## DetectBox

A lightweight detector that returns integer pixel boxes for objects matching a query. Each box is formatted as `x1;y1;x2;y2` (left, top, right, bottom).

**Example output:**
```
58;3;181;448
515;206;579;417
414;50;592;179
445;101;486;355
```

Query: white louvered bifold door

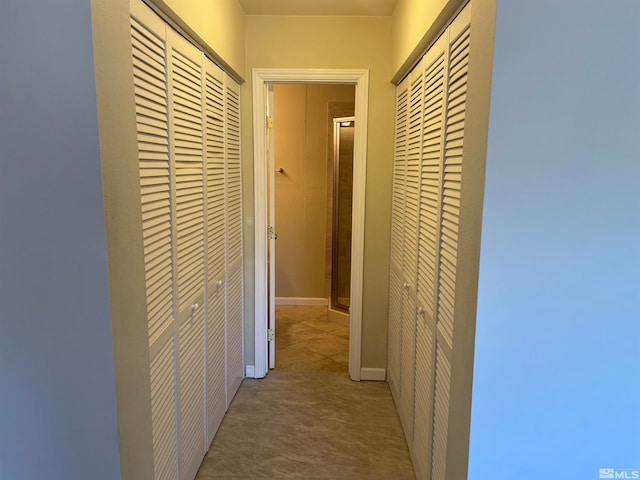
389;3;473;479
224;76;244;406
388;77;410;402
167;29;206;480
399;60;425;445
130;1;245;478
203;56;227;447
413;32;447;480
430;7;470;480
130;3;178;480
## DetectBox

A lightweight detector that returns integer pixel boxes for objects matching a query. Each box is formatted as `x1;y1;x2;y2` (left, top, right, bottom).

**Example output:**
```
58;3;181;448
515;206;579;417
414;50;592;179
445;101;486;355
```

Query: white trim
253;68;369;382
360;368;386;381
245;365;255;378
275;297;329;306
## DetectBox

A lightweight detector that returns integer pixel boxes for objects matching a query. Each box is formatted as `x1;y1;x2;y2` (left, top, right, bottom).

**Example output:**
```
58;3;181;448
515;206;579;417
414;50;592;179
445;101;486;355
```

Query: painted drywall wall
273;84;355;299
243;16;395;368
151;0;246;79
391;0;465;81
469;1;640;478
0;2;121;479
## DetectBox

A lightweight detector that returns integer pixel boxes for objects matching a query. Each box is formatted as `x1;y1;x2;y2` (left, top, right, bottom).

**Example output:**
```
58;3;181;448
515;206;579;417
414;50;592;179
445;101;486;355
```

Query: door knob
417;307;425;316
216;280;223;288
403;282;409;290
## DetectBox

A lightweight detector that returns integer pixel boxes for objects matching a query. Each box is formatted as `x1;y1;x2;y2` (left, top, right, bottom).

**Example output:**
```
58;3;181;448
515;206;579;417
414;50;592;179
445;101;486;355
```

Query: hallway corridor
195;306;415;479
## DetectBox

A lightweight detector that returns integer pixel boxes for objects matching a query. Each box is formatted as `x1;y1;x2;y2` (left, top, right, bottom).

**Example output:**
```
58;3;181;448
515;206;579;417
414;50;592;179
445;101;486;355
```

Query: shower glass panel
331;117;355;313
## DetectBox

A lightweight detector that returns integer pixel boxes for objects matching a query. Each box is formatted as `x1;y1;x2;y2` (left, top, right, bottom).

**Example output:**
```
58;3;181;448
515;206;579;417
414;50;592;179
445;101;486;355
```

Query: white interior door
267;84;276;369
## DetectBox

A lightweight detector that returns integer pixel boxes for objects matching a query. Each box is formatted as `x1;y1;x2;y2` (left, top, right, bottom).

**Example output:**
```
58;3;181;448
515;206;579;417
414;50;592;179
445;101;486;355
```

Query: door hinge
267;115;274;130
267;328;275;342
267;226;277;240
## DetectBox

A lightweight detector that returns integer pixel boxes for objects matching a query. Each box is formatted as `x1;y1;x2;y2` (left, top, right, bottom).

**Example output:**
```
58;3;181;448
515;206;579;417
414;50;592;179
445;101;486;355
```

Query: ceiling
236;0;400;16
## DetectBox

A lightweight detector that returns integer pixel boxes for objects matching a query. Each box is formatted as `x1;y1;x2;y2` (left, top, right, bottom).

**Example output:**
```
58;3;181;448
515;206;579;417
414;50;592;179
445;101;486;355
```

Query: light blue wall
469;1;640;478
0;2;121;479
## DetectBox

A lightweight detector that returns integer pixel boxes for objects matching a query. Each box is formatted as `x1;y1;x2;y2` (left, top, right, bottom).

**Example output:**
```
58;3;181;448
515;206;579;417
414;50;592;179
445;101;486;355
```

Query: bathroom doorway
252;68;370;381
268;85;355;374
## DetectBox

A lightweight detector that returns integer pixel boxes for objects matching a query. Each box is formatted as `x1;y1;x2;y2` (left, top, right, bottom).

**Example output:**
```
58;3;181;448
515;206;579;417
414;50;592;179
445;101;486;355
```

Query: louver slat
168;30;206;480
417;51;445;323
204;59;227;446
130;6;178;480
225;266;243;405
399;68;424;443
170;45;204;314
429;19;470;480
206;285;226;444
205;66;226;286
437;24;469;350
412;36;447;480
178;307;205;480
149;337;178;480
132;16;173;347
430;345;452;480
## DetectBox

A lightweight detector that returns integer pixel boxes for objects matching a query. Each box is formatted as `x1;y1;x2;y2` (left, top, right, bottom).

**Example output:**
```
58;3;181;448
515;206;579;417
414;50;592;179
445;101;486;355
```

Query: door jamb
252;68;369;381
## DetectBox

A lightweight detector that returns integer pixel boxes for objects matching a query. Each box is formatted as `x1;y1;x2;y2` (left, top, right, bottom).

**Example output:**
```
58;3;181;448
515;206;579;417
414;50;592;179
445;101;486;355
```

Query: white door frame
252;68;369;381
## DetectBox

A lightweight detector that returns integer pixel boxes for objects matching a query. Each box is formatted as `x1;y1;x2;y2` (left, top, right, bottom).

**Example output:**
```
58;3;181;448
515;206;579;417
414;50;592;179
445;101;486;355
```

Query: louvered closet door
399;61;425;444
388;77;409;402
130;3;178;480
412;32;447;480
430;7;471;480
167;29;206;480
203;56;227;446
224;76;244;405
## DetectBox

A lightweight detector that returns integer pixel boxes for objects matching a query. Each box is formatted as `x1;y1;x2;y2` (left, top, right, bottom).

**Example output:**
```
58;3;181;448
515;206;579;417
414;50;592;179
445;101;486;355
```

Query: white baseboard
275;297;329;306
328;307;350;327
360;367;386;381
245;365;255;378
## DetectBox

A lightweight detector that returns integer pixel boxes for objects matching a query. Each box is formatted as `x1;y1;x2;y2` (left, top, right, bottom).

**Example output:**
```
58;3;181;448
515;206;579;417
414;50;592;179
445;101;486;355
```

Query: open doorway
269;84;355;374
252;69;370;380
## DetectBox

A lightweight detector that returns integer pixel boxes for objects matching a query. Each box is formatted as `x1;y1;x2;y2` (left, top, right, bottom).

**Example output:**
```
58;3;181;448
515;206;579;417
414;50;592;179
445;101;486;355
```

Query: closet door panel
437;21;470;350
225;264;243;404
132;4;173;352
430;7;470;480
204;58;227;446
169;31;205;318
177;307;205;480
205;286;226;444
167;29;206;480
224;77;244;405
204;63;227;288
149;337;178;480
388;79;410;402
413;33;447;480
130;3;178;479
398;63;425;443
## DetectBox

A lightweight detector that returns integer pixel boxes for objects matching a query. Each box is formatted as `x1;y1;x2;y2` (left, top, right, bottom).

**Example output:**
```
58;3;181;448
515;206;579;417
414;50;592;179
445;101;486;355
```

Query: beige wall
273;84;355;299
243;15;395;368
151;0;246;79
391;0;466;81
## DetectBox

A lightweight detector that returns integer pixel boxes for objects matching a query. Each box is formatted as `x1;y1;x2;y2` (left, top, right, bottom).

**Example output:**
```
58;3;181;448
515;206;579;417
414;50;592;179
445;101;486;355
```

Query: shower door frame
252;68;369;381
331;116;356;314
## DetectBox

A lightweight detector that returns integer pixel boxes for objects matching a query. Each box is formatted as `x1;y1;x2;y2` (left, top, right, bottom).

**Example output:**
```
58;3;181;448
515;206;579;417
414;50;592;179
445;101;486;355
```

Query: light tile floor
195;306;415;480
